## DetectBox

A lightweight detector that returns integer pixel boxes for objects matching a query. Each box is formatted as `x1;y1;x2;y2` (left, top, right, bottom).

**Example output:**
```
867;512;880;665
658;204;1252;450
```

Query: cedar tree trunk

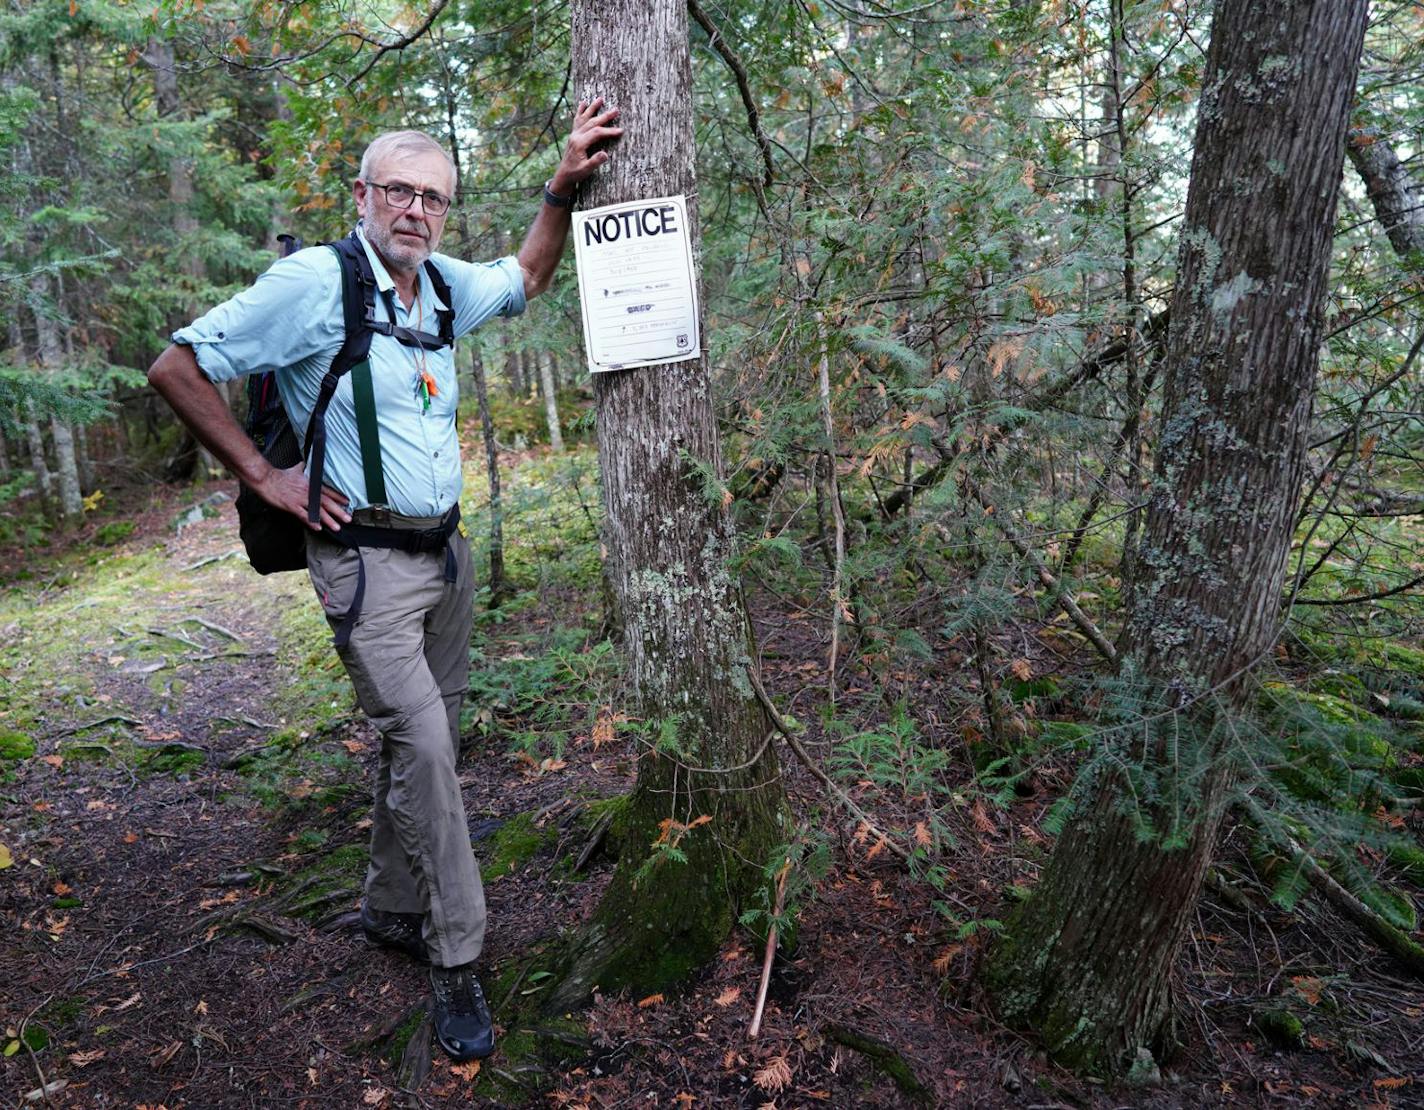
985;0;1368;1074
546;0;786;1010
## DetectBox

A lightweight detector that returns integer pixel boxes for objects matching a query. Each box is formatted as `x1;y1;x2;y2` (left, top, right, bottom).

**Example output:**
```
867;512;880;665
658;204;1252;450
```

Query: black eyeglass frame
365;180;454;217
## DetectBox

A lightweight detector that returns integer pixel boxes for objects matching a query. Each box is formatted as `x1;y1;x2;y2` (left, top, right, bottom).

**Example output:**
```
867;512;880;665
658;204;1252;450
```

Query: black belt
326;505;461;648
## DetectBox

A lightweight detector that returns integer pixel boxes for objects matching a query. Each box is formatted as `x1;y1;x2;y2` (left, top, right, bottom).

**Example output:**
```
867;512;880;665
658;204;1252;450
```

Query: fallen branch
823;1023;934;1105
181;548;242;572
748;858;790;1039
748;668;910;863
1281;833;1424;979
960;477;1120;667
49;715;143;739
183;617;245;643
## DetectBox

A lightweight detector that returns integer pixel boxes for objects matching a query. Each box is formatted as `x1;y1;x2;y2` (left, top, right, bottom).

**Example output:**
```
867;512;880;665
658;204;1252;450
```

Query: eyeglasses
367;181;452;217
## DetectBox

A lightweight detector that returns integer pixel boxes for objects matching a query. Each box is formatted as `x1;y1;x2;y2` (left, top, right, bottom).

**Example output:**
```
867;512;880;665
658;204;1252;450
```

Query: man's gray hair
358;130;457;193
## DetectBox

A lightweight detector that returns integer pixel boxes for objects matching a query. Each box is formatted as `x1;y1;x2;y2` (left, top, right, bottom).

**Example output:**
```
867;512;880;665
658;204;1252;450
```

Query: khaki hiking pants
306;520;485;968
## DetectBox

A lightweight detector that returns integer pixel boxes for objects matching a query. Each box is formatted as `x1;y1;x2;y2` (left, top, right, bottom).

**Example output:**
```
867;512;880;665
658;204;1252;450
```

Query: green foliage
737;832;832;947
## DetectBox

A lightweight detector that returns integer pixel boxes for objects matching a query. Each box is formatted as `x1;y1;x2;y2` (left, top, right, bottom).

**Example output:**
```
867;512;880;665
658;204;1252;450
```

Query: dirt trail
0;498;495;1106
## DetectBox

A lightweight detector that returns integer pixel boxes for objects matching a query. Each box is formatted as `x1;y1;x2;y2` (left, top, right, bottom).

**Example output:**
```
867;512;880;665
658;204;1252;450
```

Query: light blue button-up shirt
173;224;525;516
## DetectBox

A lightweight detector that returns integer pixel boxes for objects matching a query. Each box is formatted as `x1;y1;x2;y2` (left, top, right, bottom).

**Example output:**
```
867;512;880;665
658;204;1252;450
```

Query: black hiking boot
360;902;429;963
429;962;495;1062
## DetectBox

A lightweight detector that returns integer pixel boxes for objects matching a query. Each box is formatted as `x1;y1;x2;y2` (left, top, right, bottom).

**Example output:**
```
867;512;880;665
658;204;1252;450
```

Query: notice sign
572;195;700;373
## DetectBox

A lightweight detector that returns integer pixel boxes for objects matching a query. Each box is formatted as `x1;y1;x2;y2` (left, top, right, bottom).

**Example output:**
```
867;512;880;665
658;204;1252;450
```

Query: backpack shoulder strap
299;233;385;525
422;258;456;347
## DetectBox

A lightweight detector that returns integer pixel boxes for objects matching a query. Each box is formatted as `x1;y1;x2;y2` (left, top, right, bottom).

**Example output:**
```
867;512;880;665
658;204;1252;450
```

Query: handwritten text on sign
572;195;700;373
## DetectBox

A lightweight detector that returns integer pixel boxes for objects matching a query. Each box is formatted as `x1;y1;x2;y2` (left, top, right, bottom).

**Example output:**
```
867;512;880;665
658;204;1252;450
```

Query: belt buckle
369;504;391;526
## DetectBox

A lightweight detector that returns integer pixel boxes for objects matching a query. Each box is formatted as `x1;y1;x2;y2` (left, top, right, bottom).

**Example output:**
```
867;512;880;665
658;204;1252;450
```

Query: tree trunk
35;276;81;523
23;403;52;508
1347;128;1424;262
538;351;564;451
470;344;508;606
986;0;1368;1075
545;0;787;1011
144;35;221;479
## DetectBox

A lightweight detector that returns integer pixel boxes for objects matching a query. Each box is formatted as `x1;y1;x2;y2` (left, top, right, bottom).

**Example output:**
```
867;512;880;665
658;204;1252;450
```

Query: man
148;101;622;1061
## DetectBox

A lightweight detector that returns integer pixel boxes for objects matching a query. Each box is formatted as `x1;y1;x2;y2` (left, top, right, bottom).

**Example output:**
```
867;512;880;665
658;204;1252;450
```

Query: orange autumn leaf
637;993;664;1008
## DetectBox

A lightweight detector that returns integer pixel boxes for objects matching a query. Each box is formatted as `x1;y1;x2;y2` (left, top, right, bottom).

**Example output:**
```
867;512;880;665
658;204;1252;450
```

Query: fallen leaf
343;740;363;755
714;987;741;1007
69;1049;105;1066
0;845;12;870
123;831;139;844
932;944;964;974
637;993;664;1009
194;1000;208;1015
1291;976;1323;1006
52;881;72;896
675;1094;695;1108
307;1066;318;1086
40;755;63;769
913;822;931;847
150;1039;182;1069
362;1087;389;1105
450;1060;481;1080
754;1056;793;1093
1374;1077;1410;1091
113;991;142;1011
1009;658;1033;681
971;800;997;835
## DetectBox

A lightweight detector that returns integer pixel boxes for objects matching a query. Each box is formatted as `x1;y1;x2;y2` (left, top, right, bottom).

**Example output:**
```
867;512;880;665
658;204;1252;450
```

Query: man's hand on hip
253;462;352;533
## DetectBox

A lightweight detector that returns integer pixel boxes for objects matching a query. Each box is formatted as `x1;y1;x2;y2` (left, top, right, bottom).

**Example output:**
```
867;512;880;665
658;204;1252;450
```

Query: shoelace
432;967;486;1018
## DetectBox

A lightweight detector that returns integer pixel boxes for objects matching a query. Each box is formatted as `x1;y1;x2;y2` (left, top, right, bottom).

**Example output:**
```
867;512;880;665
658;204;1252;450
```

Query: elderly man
148;102;621;1061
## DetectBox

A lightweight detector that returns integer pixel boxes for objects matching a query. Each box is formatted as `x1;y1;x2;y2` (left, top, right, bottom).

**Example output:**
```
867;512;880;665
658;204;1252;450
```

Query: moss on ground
483;812;561;882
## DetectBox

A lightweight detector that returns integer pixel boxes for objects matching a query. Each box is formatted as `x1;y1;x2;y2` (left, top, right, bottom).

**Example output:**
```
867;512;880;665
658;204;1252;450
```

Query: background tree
985;0;1371;1074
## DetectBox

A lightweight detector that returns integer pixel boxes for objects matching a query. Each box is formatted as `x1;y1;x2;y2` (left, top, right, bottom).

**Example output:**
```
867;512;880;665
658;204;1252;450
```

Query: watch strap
543;180;575;208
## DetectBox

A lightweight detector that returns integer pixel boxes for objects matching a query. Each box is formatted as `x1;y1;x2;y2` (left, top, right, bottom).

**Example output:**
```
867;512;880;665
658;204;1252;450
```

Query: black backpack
236;231;455;574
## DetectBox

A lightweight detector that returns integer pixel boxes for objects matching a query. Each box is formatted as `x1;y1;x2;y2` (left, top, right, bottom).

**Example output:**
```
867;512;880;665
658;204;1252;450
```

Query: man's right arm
148;344;351;532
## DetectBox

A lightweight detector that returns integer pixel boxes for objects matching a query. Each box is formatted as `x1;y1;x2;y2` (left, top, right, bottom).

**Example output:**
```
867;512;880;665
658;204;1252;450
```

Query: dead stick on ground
748;669;909;864
184;617;244;643
816;311;849;706
50;715;143;738
960;477;1119;667
748;859;791;1039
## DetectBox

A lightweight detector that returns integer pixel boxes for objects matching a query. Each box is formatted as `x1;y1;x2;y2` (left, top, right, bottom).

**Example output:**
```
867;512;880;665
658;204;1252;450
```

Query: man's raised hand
551;98;624;194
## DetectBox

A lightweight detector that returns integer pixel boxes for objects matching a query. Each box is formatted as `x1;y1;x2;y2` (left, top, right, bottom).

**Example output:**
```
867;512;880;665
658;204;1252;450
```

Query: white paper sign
571;195;700;373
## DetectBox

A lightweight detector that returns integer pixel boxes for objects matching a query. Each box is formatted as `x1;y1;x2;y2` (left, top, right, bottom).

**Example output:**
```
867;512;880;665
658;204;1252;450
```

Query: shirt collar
353;222;450;313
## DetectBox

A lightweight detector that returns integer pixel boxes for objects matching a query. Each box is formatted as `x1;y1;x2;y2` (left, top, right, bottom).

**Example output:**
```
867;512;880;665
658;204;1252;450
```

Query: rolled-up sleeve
171;248;344;384
442;254;527;339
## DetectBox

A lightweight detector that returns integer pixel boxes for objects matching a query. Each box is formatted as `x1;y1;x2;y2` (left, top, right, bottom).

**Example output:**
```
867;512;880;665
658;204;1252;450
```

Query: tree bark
545;0;786;1011
538;351;564;451
986;0;1369;1075
1347;127;1424;262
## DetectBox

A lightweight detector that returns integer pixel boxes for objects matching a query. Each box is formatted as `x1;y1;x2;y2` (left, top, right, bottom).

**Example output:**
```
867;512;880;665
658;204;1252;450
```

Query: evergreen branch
1292;571;1424;607
347;0;453;88
960;476;1120;668
687;0;775;189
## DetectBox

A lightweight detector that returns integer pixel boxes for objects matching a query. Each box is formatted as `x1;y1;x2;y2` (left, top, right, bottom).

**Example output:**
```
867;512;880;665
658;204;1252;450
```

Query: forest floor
1;450;1422;1109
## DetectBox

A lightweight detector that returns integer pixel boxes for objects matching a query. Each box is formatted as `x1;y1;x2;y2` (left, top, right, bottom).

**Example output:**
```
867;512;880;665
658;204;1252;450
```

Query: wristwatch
543;180;575;208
